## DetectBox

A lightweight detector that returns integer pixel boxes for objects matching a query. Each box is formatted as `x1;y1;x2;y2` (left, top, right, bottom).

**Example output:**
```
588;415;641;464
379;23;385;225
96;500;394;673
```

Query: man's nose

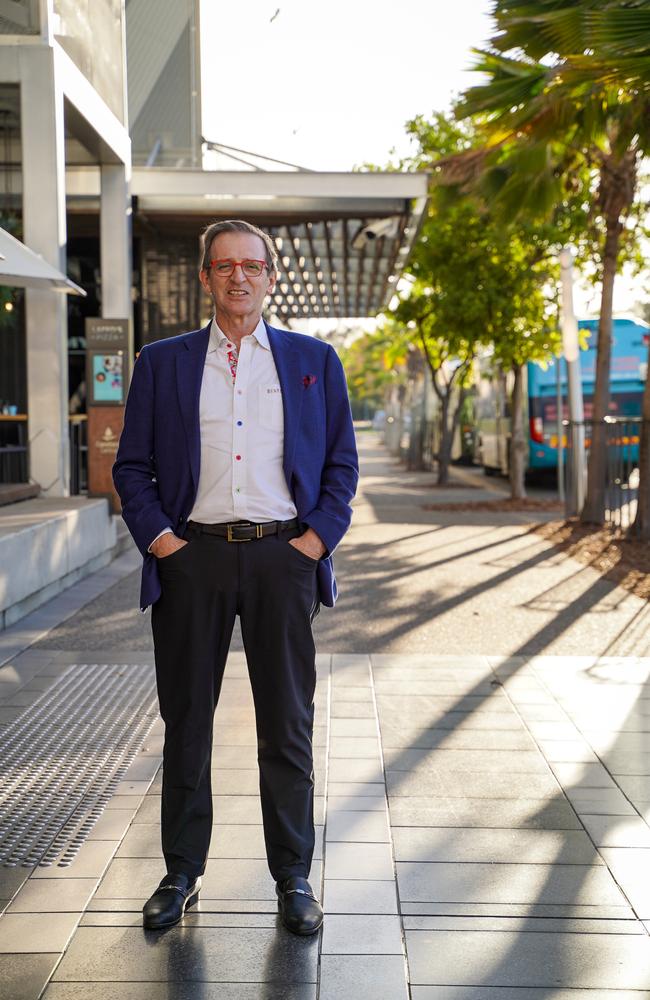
230;263;247;281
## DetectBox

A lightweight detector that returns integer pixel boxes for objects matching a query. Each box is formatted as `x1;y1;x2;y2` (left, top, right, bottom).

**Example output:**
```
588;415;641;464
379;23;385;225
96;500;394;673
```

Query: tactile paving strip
0;663;159;868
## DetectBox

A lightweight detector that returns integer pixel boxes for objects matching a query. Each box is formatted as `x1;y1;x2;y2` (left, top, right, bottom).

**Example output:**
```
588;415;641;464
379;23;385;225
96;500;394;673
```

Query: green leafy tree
447;0;650;524
393;112;564;494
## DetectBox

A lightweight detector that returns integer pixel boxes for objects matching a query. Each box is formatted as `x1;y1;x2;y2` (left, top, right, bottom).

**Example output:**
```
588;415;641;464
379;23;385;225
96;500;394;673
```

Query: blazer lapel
266;322;303;485
176;322;211;490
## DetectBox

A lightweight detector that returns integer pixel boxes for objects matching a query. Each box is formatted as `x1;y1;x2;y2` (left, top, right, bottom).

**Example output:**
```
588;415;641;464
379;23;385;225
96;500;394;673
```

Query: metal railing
0;415;29;483
563;417;645;531
69;415;88;495
0;415;88;492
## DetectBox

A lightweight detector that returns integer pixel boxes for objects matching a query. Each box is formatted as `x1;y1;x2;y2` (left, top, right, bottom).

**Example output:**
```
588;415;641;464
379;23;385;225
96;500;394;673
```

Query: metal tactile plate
0;663;158;868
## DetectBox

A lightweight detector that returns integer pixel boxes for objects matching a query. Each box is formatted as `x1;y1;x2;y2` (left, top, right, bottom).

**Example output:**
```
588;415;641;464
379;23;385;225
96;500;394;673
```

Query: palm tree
443;0;650;526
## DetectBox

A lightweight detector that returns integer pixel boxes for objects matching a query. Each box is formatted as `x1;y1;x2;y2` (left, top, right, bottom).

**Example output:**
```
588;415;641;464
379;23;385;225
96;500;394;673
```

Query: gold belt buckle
226;523;264;542
227;524;249;542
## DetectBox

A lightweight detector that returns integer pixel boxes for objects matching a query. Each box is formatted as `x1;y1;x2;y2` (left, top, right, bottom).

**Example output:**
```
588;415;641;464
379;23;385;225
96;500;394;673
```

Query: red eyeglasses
208;259;268;277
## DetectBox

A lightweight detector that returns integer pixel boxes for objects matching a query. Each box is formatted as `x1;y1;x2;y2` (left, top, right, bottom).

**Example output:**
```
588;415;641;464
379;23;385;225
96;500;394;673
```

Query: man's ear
199;269;211;295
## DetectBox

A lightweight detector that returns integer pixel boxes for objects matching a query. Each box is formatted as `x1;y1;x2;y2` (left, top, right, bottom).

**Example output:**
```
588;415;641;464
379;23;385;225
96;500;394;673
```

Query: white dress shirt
191;315;297;522
149;317;296;550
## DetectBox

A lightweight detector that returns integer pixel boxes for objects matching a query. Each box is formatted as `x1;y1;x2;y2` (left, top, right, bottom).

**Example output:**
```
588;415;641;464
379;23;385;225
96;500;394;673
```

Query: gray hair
199;219;279;275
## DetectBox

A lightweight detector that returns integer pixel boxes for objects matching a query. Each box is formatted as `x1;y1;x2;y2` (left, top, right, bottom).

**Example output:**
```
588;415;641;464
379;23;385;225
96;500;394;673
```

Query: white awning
0;228;86;295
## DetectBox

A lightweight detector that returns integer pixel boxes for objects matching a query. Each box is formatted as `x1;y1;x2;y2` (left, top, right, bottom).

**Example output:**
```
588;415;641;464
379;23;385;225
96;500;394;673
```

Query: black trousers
150;519;320;883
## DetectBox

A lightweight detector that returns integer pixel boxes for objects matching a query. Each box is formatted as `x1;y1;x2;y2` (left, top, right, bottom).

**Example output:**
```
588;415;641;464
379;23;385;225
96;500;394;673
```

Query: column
20;46;69;496
100;163;132;332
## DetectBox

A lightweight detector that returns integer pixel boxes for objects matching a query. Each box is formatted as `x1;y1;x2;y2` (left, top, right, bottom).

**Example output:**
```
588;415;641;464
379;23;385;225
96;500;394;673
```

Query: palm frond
586;7;650;57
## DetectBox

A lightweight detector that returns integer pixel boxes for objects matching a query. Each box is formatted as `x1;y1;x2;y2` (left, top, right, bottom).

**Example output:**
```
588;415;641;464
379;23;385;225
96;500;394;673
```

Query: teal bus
475;316;649;477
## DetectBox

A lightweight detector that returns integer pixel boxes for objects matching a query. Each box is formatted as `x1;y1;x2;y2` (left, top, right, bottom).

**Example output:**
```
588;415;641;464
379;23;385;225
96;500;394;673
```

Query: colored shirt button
236;420;243;426
235;487;241;493
235;455;241;461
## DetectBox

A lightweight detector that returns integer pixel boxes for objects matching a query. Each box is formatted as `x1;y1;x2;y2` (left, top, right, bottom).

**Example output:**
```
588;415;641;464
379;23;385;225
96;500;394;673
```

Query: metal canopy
266;216;412;322
67;166;428;318
0;227;86;295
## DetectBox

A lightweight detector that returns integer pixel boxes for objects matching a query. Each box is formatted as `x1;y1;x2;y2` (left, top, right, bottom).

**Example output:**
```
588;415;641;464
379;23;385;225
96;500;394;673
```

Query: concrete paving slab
93;858;321;901
405;929;650;989
327;759;384;783
31;840;118;880
392;828;600;864
330;702;375;718
326;782;387;798
330;718;378;737
115;822;324;860
6;878;97;913
410;988;650;999
388;796;583;829
601;751;650;775
536;740;600;763
599;848;650;918
564;787;638;816
380;728;537;750
324;843;394;880
321;914;403;954
383;748;551;774
396;862;627;906
51;925;319;984
400;902;636;919
580;814;650;848
403;916;642;933
318;955;408;1000
0;954;59;1000
386;770;560;799
323;879;399;914
0;911;79;952
615;775;650;804
44;986;316;1000
328;737;381;758
325;810;390;842
549;762;618;789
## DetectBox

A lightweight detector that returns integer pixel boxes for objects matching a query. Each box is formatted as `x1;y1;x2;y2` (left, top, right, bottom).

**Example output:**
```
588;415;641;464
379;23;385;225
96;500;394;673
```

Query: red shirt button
235;455;241;461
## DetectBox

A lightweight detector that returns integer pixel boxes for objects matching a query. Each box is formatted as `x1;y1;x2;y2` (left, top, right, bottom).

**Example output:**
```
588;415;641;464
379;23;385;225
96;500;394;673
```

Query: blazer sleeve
302;345;359;556
112;346;174;556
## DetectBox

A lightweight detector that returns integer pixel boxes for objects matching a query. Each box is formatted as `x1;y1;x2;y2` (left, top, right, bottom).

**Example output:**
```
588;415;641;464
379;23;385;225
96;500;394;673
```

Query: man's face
200;231;276;324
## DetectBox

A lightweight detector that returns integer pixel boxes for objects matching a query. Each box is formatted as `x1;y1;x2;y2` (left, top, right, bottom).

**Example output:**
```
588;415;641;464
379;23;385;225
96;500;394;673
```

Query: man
112;219;358;935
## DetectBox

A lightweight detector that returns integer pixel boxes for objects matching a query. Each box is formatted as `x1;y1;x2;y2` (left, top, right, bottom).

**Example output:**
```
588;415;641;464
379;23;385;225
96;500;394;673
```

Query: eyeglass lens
212;260;265;277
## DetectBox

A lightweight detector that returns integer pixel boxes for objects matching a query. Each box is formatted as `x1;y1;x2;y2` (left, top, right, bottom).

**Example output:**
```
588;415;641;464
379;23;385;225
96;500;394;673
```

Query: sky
199;0;493;171
199;0;647;318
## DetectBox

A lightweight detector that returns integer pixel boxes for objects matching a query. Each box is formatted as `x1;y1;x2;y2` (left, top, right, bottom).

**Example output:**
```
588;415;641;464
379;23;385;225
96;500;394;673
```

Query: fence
0;414;29;483
563;417;645;532
68;415;88;495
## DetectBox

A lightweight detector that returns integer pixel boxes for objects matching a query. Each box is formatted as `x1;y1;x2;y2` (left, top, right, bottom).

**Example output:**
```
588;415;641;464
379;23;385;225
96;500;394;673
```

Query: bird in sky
270;7;280;22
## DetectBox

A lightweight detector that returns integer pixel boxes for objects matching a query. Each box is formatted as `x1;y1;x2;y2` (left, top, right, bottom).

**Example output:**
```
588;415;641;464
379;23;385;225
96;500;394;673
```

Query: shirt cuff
147;527;173;553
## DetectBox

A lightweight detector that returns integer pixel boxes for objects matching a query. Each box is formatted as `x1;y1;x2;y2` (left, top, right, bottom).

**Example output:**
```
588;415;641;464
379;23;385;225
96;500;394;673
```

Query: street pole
559;247;585;515
556;353;565;503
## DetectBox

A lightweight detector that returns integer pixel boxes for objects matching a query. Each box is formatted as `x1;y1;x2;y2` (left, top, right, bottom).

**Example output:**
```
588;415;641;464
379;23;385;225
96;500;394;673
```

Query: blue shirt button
237;420;243;426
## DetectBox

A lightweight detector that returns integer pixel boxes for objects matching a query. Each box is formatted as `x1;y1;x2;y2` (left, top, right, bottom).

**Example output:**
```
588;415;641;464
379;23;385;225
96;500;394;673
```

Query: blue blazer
112;321;359;612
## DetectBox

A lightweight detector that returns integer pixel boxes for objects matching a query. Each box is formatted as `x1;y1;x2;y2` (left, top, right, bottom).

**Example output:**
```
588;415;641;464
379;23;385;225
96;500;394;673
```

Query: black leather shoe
142;872;201;929
276;876;323;935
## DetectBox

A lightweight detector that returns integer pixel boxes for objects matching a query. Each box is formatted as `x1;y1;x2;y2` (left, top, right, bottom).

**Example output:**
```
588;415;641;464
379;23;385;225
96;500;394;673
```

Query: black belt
186;517;299;542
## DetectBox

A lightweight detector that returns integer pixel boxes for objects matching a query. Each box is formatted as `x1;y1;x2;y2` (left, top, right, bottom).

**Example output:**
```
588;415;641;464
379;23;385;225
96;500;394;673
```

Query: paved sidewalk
0;431;649;997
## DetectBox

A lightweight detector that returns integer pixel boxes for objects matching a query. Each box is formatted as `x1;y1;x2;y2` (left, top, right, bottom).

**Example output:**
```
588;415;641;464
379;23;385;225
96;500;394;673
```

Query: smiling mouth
227;289;248;296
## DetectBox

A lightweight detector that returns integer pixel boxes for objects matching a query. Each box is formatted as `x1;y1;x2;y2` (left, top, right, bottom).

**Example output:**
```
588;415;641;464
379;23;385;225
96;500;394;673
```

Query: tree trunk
632;339;650;538
509;363;527;500
437;394;452;485
581;216;621;523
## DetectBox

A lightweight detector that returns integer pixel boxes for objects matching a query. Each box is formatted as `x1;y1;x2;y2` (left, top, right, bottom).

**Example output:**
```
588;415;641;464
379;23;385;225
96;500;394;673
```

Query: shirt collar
208;316;269;353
